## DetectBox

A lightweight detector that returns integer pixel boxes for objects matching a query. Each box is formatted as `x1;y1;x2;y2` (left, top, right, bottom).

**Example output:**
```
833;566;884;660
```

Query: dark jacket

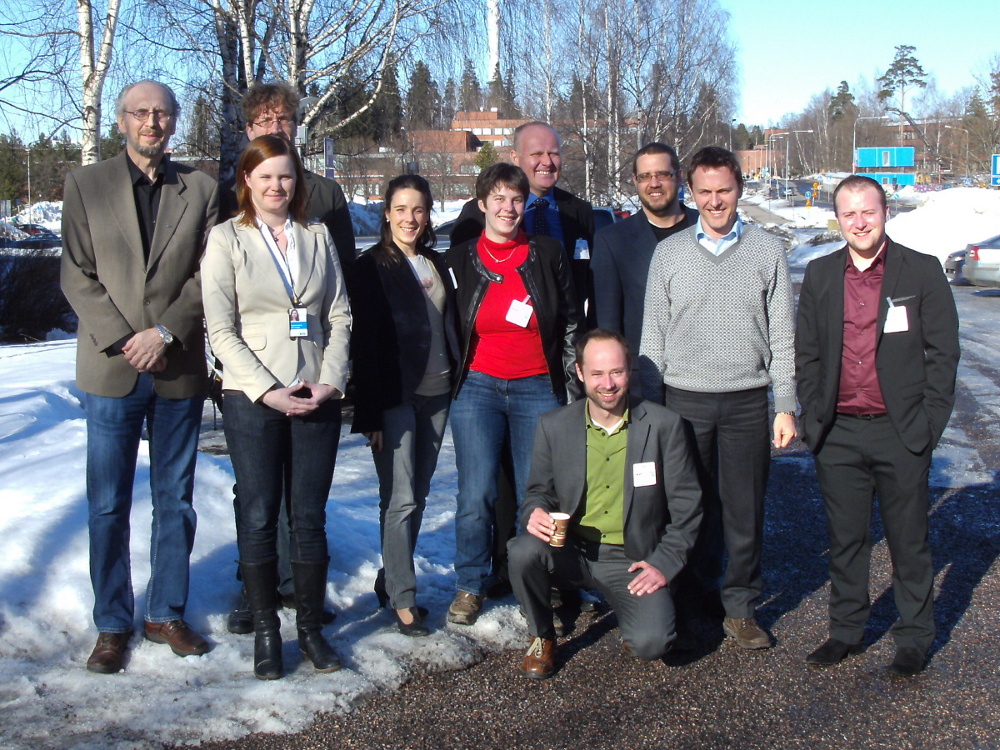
350;245;461;434
795;238;960;454
590;206;699;355
445;233;583;403
449;186;595;306
520;397;702;582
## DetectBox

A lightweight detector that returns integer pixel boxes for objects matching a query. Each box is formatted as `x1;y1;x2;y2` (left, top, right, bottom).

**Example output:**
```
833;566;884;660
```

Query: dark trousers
663;386;770;619
813;414;934;653
223;392;341;565
508;534;675;659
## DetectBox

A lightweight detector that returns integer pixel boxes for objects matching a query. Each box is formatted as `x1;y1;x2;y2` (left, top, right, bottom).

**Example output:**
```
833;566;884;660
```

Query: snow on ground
2;185;999;750
0;341;528;750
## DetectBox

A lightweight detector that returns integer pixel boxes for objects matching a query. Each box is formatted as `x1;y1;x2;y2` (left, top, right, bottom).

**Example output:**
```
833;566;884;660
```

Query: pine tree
459;58;482;113
405;61;439;130
474;141;499;170
441;79;457;126
878;45;927;145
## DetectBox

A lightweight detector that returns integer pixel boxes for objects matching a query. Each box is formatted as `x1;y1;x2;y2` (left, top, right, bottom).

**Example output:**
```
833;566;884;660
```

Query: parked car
592;207;620;233
944;249;968;285
15;224;58;238
963;233;1000;289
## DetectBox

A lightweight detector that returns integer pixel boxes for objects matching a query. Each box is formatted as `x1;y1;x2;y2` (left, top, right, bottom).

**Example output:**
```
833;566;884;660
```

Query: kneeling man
508;329;702;678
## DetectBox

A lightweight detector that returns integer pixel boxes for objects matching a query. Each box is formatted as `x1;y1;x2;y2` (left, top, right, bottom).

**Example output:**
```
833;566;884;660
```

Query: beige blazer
201;217;351;403
60;153;220;398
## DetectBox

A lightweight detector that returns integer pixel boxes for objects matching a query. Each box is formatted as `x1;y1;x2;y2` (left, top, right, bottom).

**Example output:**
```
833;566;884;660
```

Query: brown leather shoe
723;616;772;649
447;591;484;625
144;620;211;657
87;631;131;674
520;636;556;679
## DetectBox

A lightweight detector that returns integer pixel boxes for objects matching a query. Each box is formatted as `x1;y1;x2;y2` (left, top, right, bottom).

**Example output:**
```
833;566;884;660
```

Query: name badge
288;307;309;338
884;300;908;334
506;297;533;328
632;462;657;487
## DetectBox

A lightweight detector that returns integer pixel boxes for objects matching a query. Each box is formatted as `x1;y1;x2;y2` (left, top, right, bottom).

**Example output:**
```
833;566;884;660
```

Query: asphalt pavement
192;285;1000;750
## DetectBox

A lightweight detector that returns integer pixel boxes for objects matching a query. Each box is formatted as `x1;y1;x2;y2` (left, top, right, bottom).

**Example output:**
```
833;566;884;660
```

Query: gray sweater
638;224;797;413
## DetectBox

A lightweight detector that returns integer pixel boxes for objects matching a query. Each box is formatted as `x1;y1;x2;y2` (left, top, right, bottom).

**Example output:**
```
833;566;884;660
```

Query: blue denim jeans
372;391;450;609
85;373;202;632
450;371;563;595
223;392;341;565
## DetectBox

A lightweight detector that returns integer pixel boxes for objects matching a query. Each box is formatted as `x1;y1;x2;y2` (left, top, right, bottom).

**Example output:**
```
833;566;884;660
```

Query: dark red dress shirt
837;248;888;414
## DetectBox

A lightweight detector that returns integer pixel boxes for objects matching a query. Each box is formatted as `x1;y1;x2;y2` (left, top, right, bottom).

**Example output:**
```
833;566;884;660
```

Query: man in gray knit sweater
639;146;797;650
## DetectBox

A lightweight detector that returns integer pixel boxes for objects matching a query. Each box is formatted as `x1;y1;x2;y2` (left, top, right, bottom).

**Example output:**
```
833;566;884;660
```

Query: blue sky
724;0;1000;126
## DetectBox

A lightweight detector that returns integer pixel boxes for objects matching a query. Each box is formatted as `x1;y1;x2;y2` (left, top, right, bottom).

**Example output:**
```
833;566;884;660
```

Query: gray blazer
60;153;220;399
520;397;702;583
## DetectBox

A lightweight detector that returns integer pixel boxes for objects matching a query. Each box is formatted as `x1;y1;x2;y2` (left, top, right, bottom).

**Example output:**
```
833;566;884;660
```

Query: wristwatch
156;324;174;346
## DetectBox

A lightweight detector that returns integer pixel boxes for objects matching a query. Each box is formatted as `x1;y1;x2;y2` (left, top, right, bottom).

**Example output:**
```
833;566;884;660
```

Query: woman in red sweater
444;163;582;625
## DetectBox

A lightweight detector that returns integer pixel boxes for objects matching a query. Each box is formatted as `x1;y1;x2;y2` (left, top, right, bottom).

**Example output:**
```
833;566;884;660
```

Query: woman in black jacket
444;163;582;626
351;174;460;636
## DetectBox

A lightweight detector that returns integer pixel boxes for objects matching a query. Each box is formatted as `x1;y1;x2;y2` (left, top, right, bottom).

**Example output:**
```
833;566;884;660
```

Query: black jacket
795;238;960;454
350;245;461;434
445;233;583;403
449;186;595;306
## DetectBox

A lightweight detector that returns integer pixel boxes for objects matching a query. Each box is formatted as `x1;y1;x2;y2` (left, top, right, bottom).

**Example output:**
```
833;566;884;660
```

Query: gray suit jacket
60;153;220;398
520;397;702;583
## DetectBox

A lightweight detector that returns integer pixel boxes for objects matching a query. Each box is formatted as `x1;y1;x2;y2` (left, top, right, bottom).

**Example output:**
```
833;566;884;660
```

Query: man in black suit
591;142;698;365
450;121;594;303
508;329;702;678
795;175;960;677
225;81;355;633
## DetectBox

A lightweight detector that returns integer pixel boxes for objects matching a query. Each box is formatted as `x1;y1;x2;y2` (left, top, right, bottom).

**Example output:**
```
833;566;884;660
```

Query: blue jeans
372;392;450;609
86;373;202;632
450;371;563;595
223;392;341;565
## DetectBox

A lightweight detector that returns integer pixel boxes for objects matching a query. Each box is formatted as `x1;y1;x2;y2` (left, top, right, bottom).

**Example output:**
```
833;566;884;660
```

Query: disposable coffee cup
549;512;571;548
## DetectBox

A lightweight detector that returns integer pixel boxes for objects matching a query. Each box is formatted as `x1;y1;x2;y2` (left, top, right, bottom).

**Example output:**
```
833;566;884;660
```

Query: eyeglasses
253;115;295;128
635;170;678;183
123;109;174;123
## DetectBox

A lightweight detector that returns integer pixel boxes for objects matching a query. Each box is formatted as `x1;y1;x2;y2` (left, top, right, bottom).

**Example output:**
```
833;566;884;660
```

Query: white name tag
288;306;309;338
506;298;533;328
632;462;657;487
884;303;908;334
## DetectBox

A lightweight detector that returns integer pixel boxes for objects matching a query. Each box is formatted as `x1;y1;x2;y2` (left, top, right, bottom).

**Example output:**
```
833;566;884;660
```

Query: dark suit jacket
590;206;699;355
61;153;220;399
520;397;702;583
221;170;356;279
795;238;960;454
450;185;594;311
450;185;594;256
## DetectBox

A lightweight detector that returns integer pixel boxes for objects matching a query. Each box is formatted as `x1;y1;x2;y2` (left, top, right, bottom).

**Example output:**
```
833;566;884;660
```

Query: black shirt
649;210;695;243
126;153;166;262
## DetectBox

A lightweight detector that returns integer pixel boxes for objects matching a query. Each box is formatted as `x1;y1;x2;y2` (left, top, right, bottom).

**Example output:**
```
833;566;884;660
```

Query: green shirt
574;403;629;545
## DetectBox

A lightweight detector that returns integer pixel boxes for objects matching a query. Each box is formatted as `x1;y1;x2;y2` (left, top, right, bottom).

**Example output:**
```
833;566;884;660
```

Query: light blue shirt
525;191;564;246
696;215;743;256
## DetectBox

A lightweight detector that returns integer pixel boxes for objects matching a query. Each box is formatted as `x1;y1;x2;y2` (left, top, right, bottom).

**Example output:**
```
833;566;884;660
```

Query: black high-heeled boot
239;559;282;680
292;559;342;672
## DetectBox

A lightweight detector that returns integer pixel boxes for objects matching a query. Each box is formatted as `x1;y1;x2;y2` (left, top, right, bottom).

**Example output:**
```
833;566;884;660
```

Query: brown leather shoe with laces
723;616;772;649
520;636;556;679
144;620;211;657
87;631;132;674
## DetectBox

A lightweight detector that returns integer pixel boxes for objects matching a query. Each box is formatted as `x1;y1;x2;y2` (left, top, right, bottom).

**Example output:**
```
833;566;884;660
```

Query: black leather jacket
445;233;583;402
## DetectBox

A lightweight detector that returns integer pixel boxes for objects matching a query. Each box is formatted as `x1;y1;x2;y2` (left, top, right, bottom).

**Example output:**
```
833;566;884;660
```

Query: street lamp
770;130;813;207
852;115;888;174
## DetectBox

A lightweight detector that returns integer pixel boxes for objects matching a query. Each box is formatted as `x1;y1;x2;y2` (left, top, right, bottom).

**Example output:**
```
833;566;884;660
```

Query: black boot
227;587;254;635
292;559;342;672
240;559;283;680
